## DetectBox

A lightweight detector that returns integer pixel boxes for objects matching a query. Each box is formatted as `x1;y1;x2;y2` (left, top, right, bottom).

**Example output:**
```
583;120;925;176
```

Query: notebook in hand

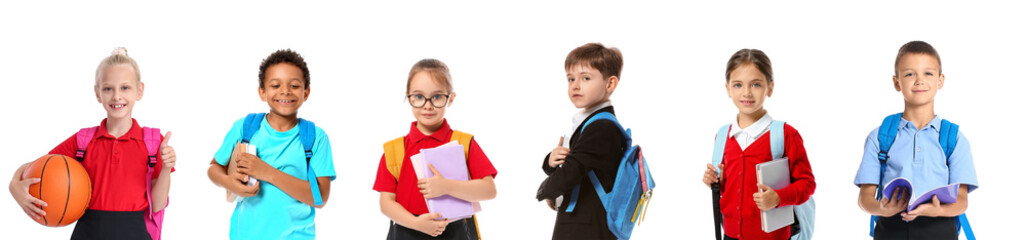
227;143;258;202
756;157;794;233
881;177;960;212
420;141;474;220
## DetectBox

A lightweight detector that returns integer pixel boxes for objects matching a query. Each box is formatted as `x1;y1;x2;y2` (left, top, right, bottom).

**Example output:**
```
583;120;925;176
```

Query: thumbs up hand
160;131;176;171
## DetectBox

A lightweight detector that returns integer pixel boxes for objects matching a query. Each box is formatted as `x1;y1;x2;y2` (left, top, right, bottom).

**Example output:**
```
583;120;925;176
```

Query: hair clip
111;47;128;56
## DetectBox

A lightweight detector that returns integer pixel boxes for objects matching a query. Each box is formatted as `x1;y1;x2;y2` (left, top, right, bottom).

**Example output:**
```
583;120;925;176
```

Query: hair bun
111;47;128;56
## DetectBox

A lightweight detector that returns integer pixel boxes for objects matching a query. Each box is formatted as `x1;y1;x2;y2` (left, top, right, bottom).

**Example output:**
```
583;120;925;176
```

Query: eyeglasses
406;93;452;108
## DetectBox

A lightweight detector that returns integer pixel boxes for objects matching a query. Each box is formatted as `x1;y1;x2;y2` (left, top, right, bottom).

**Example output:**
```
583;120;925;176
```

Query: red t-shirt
373;119;498;215
719;123;815;240
48;119;173;212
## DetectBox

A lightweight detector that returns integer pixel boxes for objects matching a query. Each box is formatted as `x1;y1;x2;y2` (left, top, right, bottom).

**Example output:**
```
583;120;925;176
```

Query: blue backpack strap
711;124;731;174
565;112;623;212
241;113;266;143
298;118;324;206
769;121;785;159
939;120;973;240
870;113;903;237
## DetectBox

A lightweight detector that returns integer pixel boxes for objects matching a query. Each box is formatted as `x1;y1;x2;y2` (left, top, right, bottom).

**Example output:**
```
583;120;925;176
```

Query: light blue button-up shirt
854;115;978;197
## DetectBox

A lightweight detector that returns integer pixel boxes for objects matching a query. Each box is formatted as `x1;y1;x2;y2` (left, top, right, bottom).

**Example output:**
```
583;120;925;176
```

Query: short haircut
725;49;773;82
565;43;623;80
95;47;141;87
894;40;942;75
258;49;310;89
407;58;453;93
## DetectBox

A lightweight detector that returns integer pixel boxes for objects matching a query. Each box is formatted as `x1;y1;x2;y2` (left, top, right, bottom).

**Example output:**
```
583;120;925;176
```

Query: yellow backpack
383;130;481;239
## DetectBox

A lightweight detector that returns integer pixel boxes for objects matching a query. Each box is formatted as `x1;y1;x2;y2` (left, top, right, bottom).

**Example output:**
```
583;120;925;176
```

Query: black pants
71;210;151;240
874;215;957;240
387;219;471;240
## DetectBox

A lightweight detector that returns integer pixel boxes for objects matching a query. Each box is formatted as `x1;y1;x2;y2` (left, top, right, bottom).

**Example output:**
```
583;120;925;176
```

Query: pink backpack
75;126;166;240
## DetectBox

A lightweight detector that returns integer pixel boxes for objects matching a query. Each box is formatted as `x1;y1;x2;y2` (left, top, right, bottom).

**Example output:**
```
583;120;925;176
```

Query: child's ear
766;81;774;98
892;75;901;92
937;73;945;90
95;86;102;103
448;92;456;107
304;87;311;100
258;87;267;102
606;76;619;94
725;82;732;98
136;82;145;101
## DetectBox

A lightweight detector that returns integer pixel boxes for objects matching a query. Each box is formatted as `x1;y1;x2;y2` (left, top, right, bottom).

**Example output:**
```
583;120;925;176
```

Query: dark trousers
874;215;958;240
387;219;471;240
71;210;151;240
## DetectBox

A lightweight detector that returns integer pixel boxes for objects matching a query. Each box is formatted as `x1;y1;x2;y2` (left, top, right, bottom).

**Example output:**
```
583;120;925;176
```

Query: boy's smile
893;53;943;108
260;63;309;118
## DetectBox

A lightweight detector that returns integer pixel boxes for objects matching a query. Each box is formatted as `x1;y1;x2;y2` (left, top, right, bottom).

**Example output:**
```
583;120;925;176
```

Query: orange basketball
21;154;92;227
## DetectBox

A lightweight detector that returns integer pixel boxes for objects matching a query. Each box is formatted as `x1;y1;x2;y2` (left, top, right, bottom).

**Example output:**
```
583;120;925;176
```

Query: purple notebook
881;177;959;212
421;143;474;220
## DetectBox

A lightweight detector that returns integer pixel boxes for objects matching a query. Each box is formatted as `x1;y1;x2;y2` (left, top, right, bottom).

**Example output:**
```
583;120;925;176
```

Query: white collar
730;113;773;138
570;100;613;135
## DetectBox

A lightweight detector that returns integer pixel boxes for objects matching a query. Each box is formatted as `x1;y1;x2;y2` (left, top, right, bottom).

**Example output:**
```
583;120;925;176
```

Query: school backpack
382;130;482;240
75;126;166;240
564;112;656;240
869;113;975;240
239;113;325;206
710;121;816;240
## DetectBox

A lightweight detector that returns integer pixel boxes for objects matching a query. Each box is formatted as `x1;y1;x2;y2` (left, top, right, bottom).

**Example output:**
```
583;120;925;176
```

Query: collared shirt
569;100;613;139
373;119;498;216
214;115;336;240
854;115;979;196
49;119;173;212
729;114;773;151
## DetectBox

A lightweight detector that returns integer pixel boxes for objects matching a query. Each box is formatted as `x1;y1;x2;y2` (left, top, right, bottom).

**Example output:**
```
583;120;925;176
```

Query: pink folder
420;143;475;220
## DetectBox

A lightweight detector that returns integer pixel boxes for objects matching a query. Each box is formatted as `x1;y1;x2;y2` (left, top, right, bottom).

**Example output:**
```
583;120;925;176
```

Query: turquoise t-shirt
214;116;336;240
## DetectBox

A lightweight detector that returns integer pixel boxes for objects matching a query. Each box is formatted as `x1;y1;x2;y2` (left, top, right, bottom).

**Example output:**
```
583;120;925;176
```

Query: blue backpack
240;113;324;206
564;112;655;240
710;121;816;240
869;113;974;239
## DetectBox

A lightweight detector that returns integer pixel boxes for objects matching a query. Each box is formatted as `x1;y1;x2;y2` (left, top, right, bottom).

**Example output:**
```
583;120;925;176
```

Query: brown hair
95;47;141;88
565;43;623;80
259;49;311;89
407;58;453;93
894;40;941;75
725;49;773;82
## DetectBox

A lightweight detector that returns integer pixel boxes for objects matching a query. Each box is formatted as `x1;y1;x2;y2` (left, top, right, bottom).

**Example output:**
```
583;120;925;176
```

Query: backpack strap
770;121;786;160
450;130;474;160
565;112;626;213
869;113;903;237
709;123;731;240
383;137;406;180
939;120;974;240
141;127;165;240
298;119;324;206
75;127;99;160
241;113;265;144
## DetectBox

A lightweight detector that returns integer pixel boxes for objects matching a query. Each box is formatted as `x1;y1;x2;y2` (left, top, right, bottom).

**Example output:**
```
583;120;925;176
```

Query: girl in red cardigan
701;49;816;240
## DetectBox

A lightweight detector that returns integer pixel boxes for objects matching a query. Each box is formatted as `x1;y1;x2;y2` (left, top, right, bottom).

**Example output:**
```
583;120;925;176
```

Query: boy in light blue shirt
207;49;335;240
853;41;978;240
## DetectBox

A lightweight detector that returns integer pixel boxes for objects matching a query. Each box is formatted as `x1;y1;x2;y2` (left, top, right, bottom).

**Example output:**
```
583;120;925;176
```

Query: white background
1;1;1022;239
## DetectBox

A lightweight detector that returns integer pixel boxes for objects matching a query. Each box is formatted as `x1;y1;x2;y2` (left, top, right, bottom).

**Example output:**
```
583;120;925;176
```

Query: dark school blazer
536;106;627;240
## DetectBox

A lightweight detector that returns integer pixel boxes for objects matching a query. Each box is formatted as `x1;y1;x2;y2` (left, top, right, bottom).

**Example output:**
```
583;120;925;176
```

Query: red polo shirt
719;123;815;240
48;119;173;212
373;119;497;215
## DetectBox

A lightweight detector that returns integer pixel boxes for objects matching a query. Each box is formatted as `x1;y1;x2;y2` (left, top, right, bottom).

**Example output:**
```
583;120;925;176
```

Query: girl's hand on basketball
753;184;780;210
548;136;568;168
418;164;452;199
235;153;271;181
160;132;175;171
412;212;447;237
229;172;260;197
878;186;909;217
703;163;724;188
9;177;47;220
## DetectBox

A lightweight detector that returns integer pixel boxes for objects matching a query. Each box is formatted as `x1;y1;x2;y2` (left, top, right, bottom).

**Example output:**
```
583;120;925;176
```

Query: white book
227;143;258;202
756;157;794;233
